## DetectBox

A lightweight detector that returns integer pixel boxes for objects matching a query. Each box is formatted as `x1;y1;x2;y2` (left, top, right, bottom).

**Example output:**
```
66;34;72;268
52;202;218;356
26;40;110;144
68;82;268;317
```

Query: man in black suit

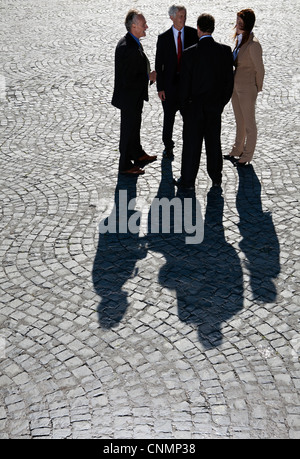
174;14;234;190
112;10;157;176
155;5;198;159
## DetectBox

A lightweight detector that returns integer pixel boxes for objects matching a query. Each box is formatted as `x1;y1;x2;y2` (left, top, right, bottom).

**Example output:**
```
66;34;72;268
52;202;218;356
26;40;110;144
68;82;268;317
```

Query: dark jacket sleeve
112;36;149;109
221;45;234;107
179;45;196;109
155;35;164;93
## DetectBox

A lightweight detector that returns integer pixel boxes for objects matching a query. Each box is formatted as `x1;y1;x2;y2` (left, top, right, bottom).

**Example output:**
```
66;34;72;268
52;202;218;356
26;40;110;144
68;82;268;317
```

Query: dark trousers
119;100;144;171
181;105;223;187
162;79;182;151
162;98;181;150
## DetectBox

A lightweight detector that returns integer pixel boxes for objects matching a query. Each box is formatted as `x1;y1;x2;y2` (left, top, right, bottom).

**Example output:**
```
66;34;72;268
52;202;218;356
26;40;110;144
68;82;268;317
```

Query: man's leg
204;111;223;185
180;107;203;188
162;99;178;152
119;102;144;172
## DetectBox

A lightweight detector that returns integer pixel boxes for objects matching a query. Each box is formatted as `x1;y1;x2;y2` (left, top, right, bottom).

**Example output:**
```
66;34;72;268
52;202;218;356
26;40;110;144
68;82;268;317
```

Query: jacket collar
198;35;214;46
126;32;141;47
237;32;254;60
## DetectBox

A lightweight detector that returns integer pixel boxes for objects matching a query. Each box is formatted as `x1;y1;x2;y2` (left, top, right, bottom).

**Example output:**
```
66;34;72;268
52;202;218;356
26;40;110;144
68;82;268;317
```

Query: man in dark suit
112;10;157;176
174;14;234;190
155;5;198;159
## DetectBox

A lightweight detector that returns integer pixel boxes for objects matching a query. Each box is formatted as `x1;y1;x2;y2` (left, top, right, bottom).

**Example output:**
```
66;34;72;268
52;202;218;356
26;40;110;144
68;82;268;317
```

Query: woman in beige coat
225;9;265;166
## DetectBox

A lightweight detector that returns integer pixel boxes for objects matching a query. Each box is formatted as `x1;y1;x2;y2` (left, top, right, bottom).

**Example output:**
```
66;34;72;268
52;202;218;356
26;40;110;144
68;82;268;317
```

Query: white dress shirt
233;33;243;61
172;26;185;53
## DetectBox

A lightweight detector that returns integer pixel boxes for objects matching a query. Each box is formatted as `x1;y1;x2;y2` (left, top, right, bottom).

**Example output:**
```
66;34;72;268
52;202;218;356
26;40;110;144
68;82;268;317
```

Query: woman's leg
230;89;246;157
237;87;258;162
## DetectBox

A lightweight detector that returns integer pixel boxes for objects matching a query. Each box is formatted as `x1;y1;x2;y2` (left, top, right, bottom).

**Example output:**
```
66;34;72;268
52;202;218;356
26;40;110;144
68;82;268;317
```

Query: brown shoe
120;166;145;176
136;153;157;165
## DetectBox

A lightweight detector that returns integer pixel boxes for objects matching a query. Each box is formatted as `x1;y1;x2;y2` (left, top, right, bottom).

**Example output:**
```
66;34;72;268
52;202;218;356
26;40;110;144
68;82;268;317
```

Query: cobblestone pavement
0;0;299;439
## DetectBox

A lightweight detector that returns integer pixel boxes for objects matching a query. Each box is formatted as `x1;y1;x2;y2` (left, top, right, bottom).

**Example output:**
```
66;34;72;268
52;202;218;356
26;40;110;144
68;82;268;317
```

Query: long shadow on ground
92;161;280;349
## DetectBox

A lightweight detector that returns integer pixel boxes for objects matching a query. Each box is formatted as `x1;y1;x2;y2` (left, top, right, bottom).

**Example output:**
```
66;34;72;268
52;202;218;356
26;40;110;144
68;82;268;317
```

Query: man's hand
149;70;157;84
158;90;166;101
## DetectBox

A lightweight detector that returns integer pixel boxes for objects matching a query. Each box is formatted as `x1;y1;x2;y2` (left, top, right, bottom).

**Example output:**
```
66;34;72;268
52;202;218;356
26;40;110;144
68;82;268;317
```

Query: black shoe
211;182;222;193
173;177;195;191
163;148;174;159
223;154;238;164
235;161;250;168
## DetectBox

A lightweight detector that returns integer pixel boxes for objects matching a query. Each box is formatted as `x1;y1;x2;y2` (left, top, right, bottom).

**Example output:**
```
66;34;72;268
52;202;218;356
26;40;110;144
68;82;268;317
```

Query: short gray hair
125;9;142;32
168;4;186;18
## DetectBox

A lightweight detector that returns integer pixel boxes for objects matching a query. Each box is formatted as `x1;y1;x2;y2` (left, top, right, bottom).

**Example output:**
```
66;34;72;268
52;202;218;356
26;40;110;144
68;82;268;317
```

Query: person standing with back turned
112;10;157;176
155;5;198;159
174;14;234;191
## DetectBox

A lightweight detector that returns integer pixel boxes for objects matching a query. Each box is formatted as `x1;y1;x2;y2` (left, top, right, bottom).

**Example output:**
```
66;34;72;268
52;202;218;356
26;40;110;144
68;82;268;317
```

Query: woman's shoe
235;161;250;167
223;154;236;160
224;154;239;165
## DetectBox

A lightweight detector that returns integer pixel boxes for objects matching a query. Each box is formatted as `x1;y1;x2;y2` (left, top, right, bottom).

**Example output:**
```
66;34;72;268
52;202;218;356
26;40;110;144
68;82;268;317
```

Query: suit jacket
112;33;150;110
234;33;264;92
155;26;198;99
180;37;234;113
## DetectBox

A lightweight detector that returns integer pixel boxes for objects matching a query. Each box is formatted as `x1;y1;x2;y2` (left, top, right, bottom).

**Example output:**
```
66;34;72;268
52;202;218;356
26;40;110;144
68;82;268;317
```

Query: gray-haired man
155;5;198;159
112;10;157;176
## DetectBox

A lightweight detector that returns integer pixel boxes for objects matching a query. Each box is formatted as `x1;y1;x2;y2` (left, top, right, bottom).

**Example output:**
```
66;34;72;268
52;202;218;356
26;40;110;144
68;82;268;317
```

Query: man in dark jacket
155;5;198;158
112;10;157;176
174;14;234;190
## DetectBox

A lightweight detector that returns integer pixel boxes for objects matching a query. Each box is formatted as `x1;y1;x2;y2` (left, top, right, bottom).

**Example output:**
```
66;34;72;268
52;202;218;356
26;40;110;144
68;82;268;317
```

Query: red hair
234;9;256;47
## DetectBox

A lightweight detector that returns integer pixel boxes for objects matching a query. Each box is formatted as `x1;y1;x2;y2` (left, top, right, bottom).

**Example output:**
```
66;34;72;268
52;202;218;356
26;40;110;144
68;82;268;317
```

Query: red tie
177;31;182;72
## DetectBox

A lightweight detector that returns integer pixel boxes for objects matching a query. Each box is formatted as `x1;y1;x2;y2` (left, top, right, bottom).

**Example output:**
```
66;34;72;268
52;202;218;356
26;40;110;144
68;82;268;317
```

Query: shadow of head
92;175;147;329
157;188;244;349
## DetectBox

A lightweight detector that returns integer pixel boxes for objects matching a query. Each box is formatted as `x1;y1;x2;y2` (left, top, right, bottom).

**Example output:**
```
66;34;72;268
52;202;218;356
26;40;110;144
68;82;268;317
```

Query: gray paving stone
0;0;299;440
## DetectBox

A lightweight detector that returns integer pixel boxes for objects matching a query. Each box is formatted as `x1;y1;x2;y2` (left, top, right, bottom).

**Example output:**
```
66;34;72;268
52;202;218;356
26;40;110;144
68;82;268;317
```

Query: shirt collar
172;25;184;37
237;33;243;46
129;32;141;47
199;34;212;40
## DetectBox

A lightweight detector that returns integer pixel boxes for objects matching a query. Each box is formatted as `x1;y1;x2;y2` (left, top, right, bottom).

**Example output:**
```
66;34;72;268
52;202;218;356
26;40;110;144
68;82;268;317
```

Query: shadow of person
236;165;280;303
147;159;244;349
92;174;147;329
